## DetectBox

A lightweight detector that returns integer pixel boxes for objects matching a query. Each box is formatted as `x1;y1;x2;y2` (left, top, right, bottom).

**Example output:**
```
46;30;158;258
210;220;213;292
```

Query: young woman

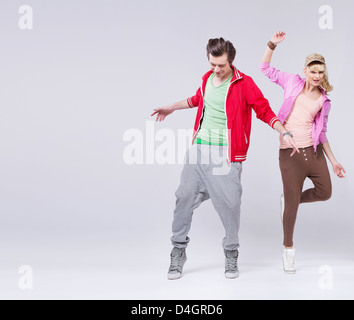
260;31;346;274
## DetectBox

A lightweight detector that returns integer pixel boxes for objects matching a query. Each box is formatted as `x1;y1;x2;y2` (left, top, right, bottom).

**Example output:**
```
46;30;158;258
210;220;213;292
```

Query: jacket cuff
319;132;328;144
260;62;271;71
187;97;195;108
269;117;280;128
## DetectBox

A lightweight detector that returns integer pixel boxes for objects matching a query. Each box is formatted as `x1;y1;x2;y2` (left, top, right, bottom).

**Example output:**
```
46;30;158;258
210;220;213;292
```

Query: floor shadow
183;263;223;276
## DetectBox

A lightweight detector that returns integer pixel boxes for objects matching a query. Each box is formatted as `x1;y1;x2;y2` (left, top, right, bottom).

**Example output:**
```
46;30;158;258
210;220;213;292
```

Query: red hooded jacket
187;66;280;162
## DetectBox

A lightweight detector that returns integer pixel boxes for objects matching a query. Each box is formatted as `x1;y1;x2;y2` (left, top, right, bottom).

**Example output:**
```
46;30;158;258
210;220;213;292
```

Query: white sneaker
282;248;296;274
280;194;285;223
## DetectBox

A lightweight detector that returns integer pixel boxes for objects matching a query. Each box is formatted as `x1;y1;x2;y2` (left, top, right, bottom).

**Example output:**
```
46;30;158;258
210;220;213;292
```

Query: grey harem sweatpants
171;144;243;251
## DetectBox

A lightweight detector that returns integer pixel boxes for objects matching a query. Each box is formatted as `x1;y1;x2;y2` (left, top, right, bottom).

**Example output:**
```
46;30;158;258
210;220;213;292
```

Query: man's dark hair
206;38;236;64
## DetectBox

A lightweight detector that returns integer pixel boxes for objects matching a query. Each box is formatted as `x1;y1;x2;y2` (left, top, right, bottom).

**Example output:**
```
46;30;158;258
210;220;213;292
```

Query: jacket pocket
243;124;249;145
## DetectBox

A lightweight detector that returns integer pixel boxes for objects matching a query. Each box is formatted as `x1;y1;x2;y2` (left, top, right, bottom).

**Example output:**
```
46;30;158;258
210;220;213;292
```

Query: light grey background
0;0;353;300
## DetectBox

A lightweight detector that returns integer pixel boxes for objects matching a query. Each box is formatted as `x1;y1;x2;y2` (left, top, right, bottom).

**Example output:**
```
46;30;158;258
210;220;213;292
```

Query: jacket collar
231;65;243;82
202;65;243;83
300;78;331;103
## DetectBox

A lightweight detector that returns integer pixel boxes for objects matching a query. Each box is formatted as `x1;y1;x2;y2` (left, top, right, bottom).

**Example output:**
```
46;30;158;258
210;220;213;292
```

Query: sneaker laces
286;255;295;266
284;251;295;268
170;251;184;272
226;255;238;272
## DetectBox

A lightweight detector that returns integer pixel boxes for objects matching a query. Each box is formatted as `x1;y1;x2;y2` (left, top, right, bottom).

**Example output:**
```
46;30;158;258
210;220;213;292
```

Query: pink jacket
260;62;331;151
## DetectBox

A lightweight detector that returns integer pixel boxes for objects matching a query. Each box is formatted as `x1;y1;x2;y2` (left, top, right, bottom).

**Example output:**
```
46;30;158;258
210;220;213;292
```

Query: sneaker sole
168;273;183;280
283;263;296;274
283;269;296;274
225;272;239;279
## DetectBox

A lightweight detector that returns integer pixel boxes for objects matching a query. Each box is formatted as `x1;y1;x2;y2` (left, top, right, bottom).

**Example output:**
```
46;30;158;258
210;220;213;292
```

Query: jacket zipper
282;84;329;154
193;86;205;142
224;80;237;162
194;69;242;163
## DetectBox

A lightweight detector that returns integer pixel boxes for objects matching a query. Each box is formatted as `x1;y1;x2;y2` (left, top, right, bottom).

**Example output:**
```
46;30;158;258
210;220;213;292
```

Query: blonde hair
307;62;333;94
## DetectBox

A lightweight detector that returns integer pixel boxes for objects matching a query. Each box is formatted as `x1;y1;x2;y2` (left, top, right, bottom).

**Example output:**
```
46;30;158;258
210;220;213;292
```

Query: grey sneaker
168;247;187;280
224;249;239;279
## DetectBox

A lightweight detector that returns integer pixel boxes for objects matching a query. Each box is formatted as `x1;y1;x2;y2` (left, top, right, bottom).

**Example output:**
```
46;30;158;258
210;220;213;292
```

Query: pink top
280;92;323;149
260;62;331;152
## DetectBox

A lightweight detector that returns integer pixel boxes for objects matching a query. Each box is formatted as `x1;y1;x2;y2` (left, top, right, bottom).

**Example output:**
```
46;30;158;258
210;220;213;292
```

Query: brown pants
279;145;332;247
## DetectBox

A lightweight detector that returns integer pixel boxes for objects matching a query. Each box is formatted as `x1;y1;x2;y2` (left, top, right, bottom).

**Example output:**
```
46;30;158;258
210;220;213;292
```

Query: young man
151;38;298;280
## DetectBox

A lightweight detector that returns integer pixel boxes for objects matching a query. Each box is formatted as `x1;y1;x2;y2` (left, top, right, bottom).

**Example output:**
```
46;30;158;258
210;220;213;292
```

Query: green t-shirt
195;73;232;146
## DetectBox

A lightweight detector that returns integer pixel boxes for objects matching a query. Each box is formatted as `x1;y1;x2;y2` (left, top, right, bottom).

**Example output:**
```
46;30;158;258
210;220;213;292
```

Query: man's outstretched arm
151;99;190;122
151;87;202;122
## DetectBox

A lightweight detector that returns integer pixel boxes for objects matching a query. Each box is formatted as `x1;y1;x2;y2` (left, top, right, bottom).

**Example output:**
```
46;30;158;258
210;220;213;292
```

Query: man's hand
283;134;300;157
151;99;190;122
273;121;299;157
151;105;175;122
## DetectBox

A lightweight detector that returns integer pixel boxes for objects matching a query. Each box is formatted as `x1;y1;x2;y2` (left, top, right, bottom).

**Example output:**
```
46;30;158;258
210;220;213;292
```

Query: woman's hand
322;142;346;178
262;31;286;64
271;31;286;45
332;161;346;178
